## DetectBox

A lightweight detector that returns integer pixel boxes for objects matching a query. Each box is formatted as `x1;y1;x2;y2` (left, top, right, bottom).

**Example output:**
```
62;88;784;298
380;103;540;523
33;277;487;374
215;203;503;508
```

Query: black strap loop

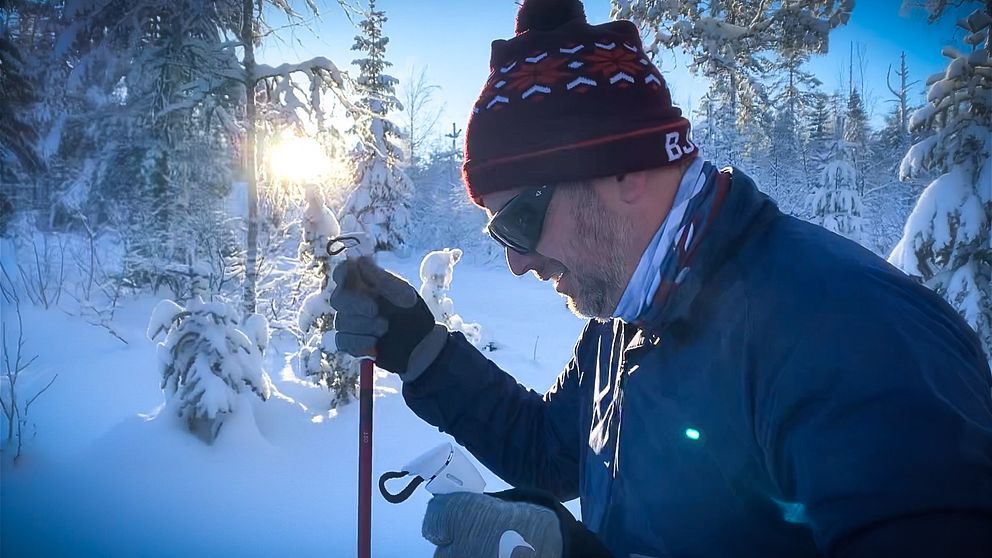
326;235;361;256
378;470;425;504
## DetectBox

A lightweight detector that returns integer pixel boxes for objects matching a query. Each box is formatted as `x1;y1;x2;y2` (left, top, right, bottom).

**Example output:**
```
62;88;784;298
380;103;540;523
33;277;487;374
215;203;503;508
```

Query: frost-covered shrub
419;248;462;323
298;186;360;407
147;298;273;444
419;248;494;350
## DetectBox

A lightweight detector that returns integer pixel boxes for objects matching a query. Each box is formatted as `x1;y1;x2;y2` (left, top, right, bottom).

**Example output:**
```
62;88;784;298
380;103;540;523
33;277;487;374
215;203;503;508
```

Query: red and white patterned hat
462;0;697;206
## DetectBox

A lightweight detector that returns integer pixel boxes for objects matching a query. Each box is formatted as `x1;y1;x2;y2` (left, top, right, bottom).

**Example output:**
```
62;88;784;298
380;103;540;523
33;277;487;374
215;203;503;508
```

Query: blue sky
259;0;976;133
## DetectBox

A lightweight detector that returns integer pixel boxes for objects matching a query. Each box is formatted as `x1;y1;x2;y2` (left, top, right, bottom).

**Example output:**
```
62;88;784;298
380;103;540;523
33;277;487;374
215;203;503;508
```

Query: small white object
498;530;534;558
419;248;486;348
403;442;486;495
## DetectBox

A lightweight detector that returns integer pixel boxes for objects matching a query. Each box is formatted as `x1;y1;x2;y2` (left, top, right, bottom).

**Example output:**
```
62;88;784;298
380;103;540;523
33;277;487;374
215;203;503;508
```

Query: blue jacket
403;168;992;557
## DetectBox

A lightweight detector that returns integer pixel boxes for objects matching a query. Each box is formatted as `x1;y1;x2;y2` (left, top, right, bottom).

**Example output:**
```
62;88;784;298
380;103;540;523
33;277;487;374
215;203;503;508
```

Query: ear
604;171;649;205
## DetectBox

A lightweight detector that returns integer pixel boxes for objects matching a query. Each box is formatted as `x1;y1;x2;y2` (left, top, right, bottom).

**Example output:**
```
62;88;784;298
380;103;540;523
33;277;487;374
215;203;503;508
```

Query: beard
559;185;631;321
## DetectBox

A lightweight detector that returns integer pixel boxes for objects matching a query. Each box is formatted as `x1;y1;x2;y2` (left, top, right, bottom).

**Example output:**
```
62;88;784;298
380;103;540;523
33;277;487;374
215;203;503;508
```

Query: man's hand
423;492;563;558
422;489;614;558
330;257;447;381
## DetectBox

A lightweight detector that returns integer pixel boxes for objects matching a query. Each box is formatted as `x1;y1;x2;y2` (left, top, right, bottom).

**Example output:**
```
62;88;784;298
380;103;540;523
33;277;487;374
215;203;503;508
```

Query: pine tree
40;0;349;308
889;8;991;365
340;0;413;253
35;0;243;299
298;186;360;408
766;52;822;214
3;0;97;225
0;25;43;178
812;133;864;243
0;4;46;232
614;0;853;170
844;88;871;196
862;52;923;255
884;51;920;156
767;106;803;212
148;297;273;444
803;92;834;193
693;87;744;167
876;52;923;179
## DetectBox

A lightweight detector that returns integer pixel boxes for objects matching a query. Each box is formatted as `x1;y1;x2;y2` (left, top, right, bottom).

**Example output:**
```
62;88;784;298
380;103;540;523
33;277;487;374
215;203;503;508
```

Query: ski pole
358;356;374;558
326;234;374;558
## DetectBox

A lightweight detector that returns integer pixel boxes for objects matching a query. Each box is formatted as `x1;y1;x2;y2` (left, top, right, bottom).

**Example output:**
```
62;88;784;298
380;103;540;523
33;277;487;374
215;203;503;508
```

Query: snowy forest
1;0;989;556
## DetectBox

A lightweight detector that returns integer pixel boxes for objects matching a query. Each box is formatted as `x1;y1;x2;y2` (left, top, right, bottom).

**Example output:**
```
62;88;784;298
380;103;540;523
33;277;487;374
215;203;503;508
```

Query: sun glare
267;134;336;184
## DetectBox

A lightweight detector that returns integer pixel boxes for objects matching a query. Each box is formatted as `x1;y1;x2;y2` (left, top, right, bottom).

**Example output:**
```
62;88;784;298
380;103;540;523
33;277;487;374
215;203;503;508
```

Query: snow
418;249;489;349
900;135;938;179
908;103;936;131
152;297;274;443
254;57;344;85
2;251;584;556
298;290;329;332
303;185;342;241
896;168;968;260
146;299;184;341
242;314;270;354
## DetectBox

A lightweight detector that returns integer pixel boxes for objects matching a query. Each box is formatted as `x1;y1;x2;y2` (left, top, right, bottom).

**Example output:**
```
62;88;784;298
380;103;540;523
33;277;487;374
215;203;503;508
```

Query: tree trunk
242;0;258;314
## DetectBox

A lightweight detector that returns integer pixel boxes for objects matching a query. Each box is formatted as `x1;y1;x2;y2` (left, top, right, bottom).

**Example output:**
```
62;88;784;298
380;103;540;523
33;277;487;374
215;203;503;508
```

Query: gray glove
330;257;448;382
423;492;563;558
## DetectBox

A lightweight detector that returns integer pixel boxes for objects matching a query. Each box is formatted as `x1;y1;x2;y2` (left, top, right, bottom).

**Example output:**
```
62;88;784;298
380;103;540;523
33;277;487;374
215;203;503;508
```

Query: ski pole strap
379;471;425;504
326;235;362;256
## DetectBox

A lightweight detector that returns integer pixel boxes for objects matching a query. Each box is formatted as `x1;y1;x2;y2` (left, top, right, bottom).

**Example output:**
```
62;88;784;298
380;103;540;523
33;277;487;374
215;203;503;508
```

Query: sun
267;134;336;184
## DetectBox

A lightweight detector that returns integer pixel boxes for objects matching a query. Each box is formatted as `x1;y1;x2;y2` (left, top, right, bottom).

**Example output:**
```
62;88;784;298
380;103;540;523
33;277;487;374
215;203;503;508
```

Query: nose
505;248;539;277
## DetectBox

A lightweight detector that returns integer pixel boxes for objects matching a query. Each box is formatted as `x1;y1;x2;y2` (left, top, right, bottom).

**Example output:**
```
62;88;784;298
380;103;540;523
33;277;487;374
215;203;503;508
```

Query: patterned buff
462;0;697;206
634;169;733;331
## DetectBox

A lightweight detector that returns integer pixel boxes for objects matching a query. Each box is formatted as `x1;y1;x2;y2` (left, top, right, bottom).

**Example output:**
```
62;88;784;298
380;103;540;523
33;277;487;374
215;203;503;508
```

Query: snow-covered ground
1;250;585;557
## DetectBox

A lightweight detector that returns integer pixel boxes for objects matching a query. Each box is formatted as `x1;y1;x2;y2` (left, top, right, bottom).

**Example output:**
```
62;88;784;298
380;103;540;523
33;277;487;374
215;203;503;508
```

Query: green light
684;428;701;440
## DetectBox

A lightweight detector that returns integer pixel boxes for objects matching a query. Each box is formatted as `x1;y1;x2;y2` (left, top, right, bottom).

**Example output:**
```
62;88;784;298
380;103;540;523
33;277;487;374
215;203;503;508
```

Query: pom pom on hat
515;0;587;33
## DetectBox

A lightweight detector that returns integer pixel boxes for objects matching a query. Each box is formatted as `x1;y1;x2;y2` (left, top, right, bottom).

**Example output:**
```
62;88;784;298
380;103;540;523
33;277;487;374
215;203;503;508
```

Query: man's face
483;179;632;321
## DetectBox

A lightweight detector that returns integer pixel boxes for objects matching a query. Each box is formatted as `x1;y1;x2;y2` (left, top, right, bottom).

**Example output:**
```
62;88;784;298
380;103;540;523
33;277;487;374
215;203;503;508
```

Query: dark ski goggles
485;185;555;255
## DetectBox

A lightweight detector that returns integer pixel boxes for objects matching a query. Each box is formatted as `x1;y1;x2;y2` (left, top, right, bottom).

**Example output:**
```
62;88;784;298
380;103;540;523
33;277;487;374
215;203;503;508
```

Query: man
330;1;992;556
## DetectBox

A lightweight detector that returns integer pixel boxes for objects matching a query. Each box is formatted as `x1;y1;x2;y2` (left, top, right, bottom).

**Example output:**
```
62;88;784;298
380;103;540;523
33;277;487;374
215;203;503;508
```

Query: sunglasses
486;185;555;255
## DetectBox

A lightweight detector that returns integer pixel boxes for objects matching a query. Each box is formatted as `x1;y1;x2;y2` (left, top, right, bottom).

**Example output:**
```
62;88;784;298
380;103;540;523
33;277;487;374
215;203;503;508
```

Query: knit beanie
462;0;697;206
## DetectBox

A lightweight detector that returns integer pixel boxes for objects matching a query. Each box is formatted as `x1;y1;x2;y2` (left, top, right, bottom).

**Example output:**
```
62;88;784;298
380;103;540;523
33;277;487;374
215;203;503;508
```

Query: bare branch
887;64;900;98
23;373;57;412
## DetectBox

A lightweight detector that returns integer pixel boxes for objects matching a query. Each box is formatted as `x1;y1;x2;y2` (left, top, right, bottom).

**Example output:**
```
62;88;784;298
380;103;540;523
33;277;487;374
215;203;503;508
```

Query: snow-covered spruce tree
614;0;852;171
694;84;746;168
298;186;361;408
0;26;44;193
812;133;864;243
889;7;991;365
801;92;834;203
844;88;872;196
58;0;351;312
340;0;413;254
767;108;804;213
147;298;273;444
767;49;823;214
